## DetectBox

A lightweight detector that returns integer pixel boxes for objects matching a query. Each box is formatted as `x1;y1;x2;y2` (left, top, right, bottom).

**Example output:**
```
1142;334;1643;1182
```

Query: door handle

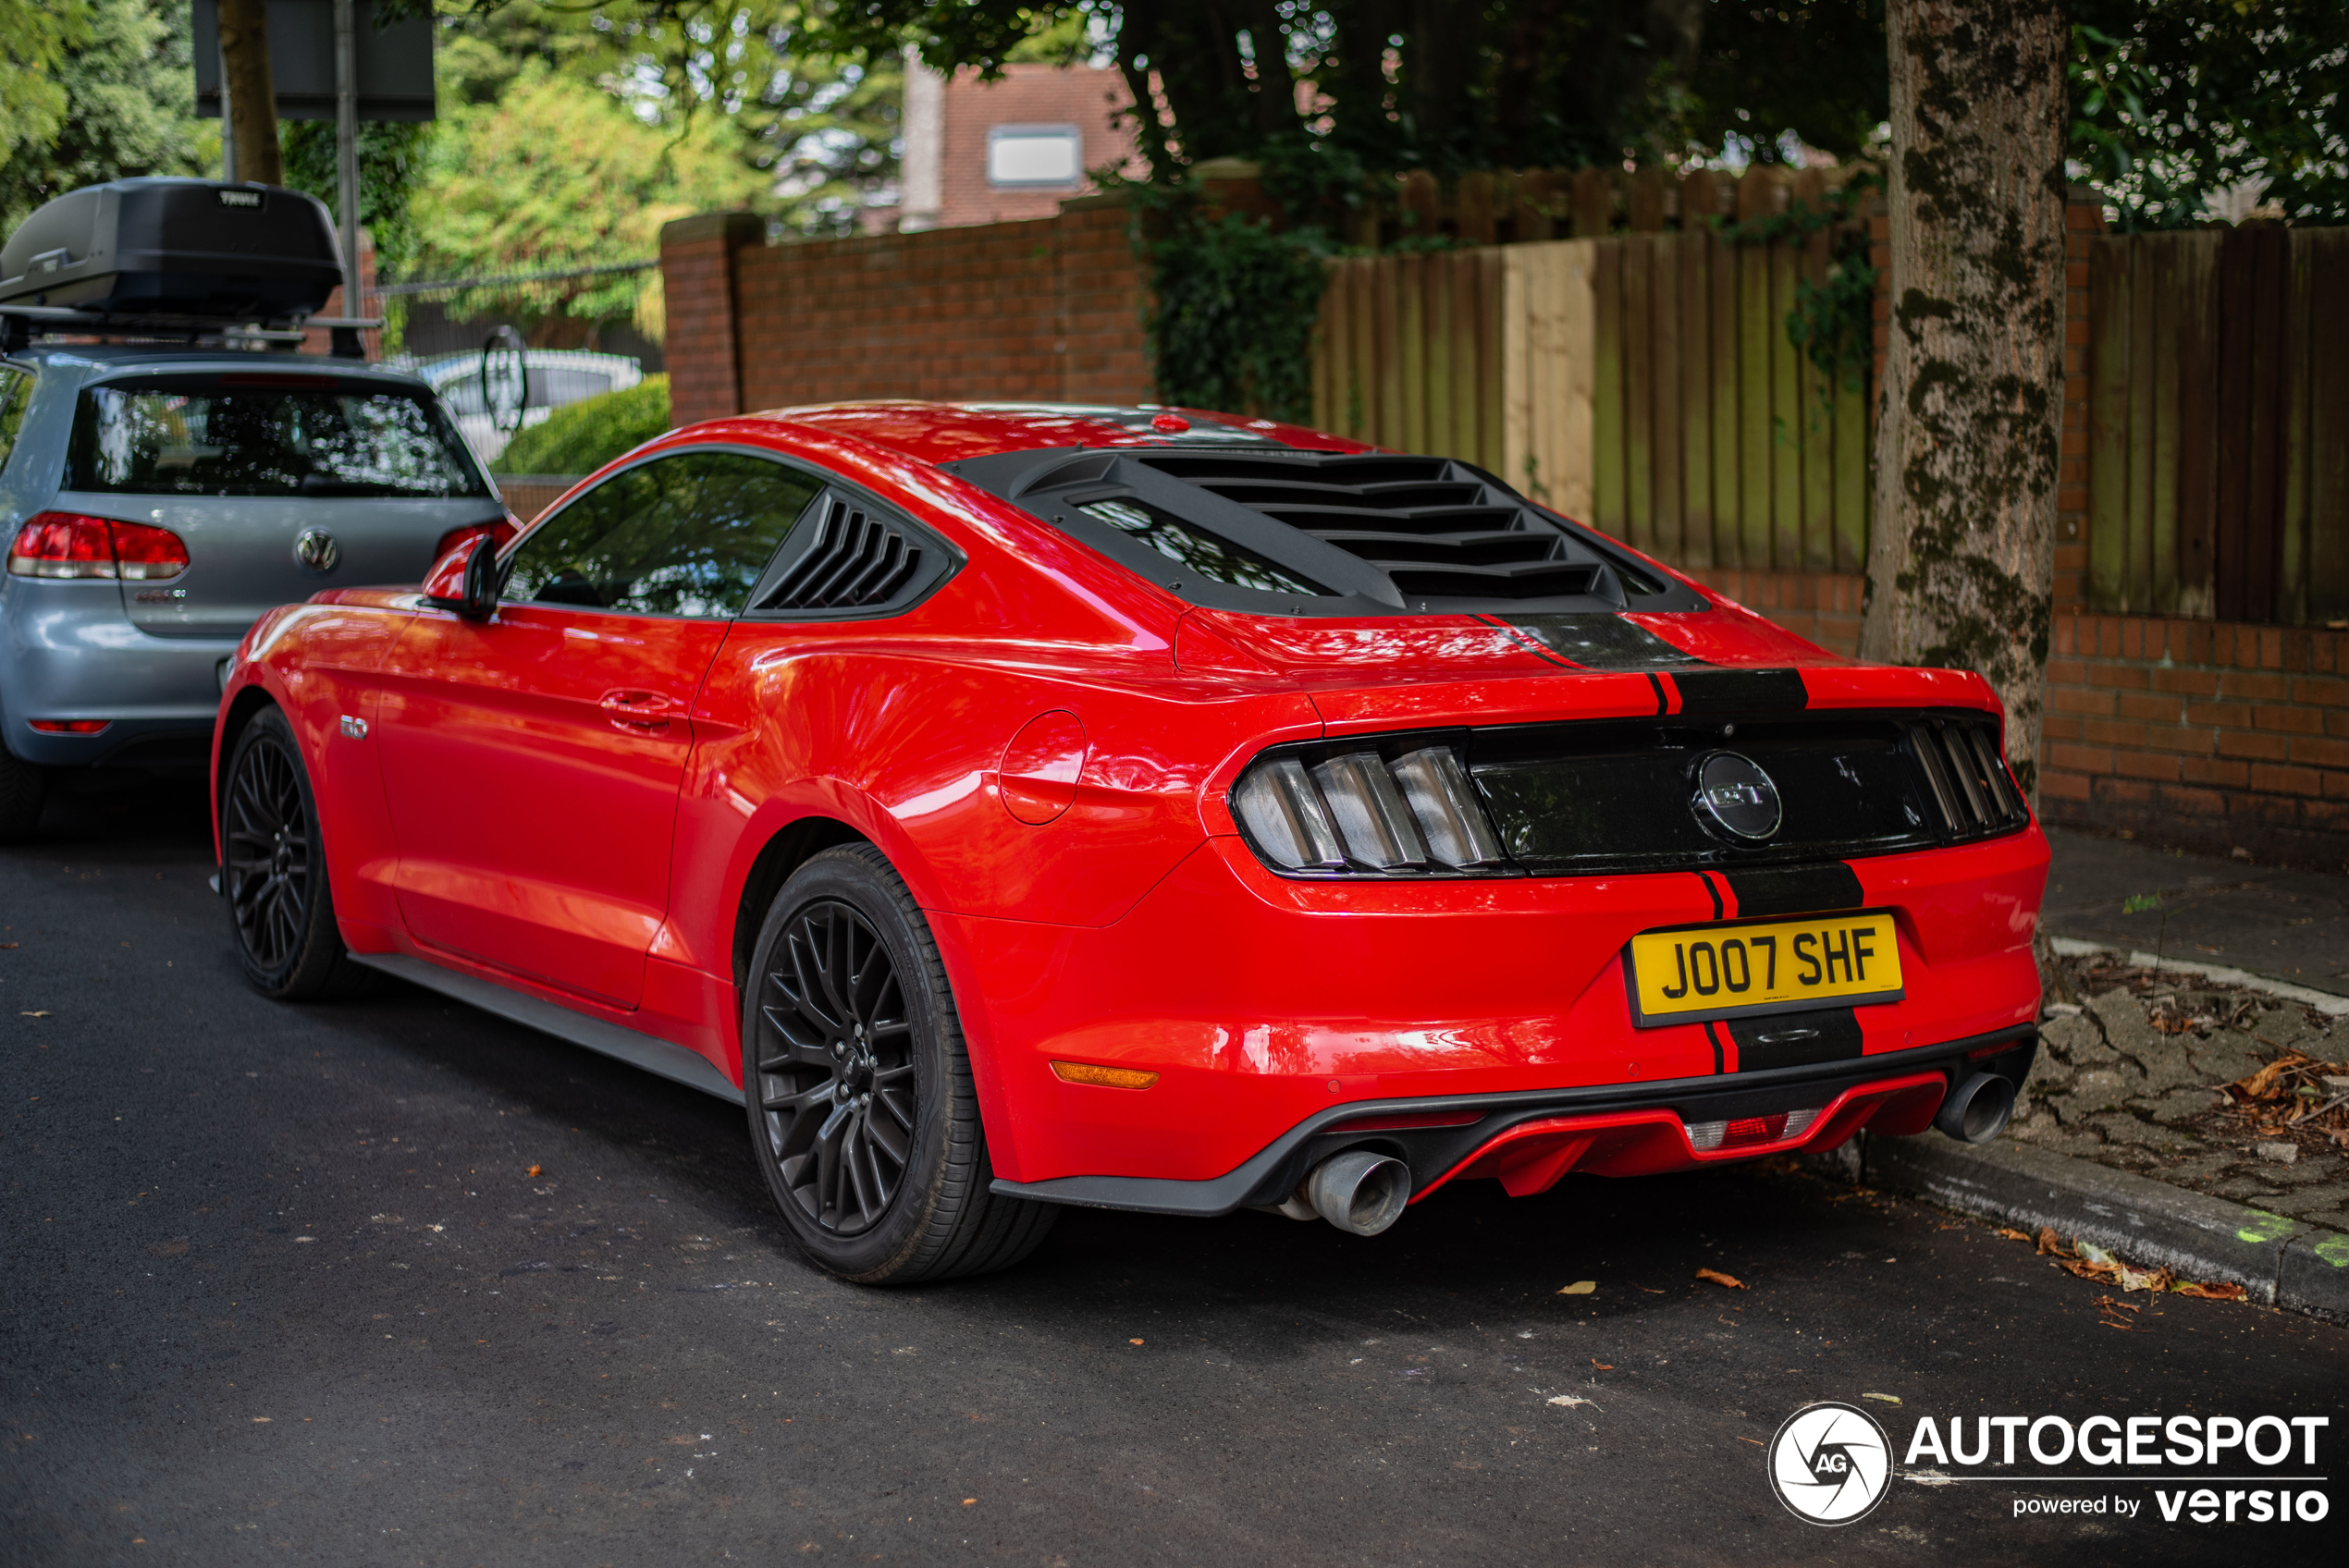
599;690;674;731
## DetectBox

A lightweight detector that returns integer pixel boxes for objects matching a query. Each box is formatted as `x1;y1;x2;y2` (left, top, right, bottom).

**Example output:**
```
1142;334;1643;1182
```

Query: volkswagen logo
293;529;340;574
1692;751;1782;841
1766;1402;1892;1525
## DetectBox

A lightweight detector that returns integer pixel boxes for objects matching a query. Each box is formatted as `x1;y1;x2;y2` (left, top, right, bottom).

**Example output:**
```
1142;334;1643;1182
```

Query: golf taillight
6;512;189;581
433;516;520;565
1230;741;1507;876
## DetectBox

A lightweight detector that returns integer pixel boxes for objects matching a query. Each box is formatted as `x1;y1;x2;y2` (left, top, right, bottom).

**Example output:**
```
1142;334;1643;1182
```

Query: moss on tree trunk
1860;0;2066;802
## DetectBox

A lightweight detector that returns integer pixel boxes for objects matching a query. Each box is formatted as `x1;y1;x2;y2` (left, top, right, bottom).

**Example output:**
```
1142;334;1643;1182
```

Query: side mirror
459;532;502;619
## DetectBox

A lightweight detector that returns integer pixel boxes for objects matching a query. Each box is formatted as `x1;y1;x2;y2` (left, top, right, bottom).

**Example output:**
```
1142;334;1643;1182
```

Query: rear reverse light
28;719;110;734
1684;1106;1819;1152
6;512;189;582
1231;740;1507;876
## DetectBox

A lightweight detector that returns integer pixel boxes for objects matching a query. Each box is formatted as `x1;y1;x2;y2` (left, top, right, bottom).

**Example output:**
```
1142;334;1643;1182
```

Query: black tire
0;741;45;845
742;844;1057;1284
222;706;372;1000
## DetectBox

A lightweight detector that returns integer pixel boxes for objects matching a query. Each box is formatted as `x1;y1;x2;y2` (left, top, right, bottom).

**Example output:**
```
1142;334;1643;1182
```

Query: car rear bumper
1;578;234;764
941;826;2049;1192
991;1024;2036;1215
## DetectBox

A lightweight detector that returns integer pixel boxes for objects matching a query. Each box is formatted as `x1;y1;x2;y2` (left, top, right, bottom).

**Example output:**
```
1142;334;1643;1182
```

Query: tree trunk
1858;0;2067;802
217;0;283;186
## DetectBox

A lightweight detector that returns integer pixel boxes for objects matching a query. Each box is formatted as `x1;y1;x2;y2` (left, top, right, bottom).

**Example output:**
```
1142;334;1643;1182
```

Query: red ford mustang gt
213;401;2047;1283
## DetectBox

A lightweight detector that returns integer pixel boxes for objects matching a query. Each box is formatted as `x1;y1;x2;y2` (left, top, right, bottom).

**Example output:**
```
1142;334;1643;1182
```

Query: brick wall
660;197;1151;422
2042;616;2349;870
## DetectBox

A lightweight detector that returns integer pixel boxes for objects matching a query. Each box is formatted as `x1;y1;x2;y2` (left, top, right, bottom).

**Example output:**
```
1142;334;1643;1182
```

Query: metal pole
219;36;238;183
334;0;363;355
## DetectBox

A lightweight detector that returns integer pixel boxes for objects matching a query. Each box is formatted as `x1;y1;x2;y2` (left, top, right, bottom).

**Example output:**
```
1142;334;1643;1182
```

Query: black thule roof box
0;178;366;351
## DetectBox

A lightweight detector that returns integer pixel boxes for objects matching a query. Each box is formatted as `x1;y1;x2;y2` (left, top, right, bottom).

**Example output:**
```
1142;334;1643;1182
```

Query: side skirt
351;952;745;1106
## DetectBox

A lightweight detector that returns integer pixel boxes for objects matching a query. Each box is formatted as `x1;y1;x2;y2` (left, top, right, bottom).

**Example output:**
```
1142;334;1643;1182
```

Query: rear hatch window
68;373;488;498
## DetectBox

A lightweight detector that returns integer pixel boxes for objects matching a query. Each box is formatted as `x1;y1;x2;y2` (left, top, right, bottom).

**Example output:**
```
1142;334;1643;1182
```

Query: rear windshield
68;374;489;498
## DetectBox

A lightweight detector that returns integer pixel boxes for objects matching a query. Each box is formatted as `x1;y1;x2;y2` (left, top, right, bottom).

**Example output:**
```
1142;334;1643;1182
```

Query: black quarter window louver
1907;718;2030;840
756;496;929;614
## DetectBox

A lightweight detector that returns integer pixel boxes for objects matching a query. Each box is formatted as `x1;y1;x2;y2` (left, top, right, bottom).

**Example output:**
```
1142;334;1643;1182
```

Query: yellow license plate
1624;913;1903;1027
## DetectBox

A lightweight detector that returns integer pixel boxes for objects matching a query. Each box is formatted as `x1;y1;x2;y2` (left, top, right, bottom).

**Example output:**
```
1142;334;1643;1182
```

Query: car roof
761;400;1369;466
8;345;431;388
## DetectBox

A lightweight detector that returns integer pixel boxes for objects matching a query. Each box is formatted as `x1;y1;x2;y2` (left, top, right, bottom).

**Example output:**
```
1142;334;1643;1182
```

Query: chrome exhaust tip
1935;1072;2016;1145
1304;1149;1412;1235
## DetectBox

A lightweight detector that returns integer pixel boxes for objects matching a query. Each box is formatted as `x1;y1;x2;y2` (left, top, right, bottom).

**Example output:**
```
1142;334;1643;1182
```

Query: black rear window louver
758;497;924;612
1907;717;2031;840
1137;455;1601;602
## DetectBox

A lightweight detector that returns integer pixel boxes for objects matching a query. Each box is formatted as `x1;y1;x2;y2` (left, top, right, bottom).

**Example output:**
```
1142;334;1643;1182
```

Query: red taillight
110;520;192;580
433;516;521;566
28;719;110;734
6;512;189;582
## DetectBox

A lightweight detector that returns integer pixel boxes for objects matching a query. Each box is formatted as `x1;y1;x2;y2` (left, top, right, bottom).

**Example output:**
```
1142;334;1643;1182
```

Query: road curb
1848;1133;2349;1325
2046;935;2349;1014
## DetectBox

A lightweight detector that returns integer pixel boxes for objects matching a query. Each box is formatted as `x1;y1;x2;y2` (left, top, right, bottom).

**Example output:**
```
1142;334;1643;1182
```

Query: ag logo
1766;1401;1891;1525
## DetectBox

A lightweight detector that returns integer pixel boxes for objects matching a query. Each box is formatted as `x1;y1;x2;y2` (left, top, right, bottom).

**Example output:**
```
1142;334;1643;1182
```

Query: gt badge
1692;751;1781;841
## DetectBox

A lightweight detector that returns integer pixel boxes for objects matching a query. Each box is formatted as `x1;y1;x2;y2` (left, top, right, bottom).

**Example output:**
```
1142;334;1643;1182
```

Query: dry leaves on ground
1694;1268;1746;1290
2033;1226;2250;1302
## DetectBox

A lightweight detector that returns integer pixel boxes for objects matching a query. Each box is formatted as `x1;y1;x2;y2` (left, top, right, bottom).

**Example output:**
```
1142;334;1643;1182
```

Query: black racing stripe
1645;672;1668;714
1703;1019;1727;1073
1719;864;1865;918
1671;668;1808;714
1726;1008;1863;1072
1497;613;1706;669
1695;871;1723;920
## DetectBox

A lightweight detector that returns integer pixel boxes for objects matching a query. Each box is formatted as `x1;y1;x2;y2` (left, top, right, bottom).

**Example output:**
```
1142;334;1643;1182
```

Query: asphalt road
4;775;2345;1567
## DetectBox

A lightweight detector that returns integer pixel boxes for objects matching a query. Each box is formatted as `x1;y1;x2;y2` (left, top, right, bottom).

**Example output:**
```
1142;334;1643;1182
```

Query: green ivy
1136;196;1331;424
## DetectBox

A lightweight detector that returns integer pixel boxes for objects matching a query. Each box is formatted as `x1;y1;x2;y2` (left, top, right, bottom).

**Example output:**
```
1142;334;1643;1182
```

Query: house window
987;125;1082;188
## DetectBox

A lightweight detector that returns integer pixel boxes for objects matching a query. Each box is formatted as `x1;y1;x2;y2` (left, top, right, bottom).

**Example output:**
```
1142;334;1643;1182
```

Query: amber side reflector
1050;1060;1160;1090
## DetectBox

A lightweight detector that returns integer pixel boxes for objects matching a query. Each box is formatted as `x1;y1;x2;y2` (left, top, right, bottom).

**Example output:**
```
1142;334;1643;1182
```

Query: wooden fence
2087;227;2349;626
1312;230;1868;572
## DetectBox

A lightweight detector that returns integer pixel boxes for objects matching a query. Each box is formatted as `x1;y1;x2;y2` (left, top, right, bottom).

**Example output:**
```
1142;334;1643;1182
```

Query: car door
376;447;825;1007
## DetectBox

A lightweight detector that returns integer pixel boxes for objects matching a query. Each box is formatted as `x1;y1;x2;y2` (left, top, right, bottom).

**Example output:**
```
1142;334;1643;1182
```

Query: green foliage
1787;252;1879;395
1138;200;1329;424
0;0;90;167
827;3;1888;186
0;0;208;235
410;65;766;331
429;1;899;237
2068;1;2349;228
492;373;670;475
280;119;436;281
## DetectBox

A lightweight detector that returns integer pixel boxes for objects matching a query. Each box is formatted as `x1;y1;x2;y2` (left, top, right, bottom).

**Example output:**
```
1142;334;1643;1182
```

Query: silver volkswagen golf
0;348;509;839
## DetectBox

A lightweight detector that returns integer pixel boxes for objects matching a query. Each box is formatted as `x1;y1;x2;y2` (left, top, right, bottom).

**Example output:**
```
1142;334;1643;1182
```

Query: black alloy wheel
225;724;313;972
756;897;918;1235
743;845;1055;1283
222;706;370;1000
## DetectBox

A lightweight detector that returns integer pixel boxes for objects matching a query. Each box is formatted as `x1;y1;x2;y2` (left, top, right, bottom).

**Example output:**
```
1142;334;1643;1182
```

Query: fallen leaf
1556;1280;1596;1295
1590;1360;1613;1370
1546;1394;1596;1409
961;1498;977;1506
1862;1392;1901;1404
252;1416;270;1423
1738;1436;1765;1447
0;941;18;949
1694;1268;1745;1290
2172;1280;2248;1302
19;1011;49;1018
1997;1227;2033;1243
526;1165;543;1178
2093;1295;2141;1315
1128;1338;1144;1346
